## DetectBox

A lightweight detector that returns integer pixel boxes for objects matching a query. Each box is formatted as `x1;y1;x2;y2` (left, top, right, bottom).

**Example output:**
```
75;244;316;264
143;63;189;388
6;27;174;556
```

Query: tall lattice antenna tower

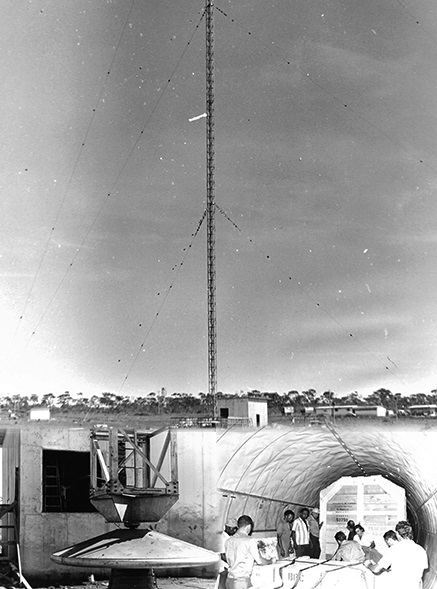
205;0;217;419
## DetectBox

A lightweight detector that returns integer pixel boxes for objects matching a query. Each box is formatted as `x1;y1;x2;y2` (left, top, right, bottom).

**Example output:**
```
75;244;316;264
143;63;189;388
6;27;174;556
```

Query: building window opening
220;408;229;418
42;450;95;513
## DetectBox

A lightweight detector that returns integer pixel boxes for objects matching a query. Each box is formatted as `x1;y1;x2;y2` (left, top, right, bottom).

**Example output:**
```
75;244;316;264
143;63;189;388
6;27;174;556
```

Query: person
365;520;428;589
353;523;382;562
217;518;238;589
307;507;323;558
353;524;375;550
383;529;398;548
346;519;356;541
217;518;239;588
276;509;295;558
291;507;310;557
221;517;238;556
333;531;365;563
224;514;271;589
225;518;239;536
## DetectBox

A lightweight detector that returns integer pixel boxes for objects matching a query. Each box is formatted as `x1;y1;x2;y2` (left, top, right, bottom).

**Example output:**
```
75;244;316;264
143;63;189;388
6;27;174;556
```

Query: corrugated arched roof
217;421;437;588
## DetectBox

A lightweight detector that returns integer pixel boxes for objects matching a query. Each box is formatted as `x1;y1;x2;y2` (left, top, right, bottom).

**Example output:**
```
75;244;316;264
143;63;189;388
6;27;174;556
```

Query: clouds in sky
0;0;436;399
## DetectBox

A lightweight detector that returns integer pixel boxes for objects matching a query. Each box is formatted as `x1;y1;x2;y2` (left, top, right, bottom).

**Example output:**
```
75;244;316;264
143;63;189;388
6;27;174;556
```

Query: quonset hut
216;421;436;588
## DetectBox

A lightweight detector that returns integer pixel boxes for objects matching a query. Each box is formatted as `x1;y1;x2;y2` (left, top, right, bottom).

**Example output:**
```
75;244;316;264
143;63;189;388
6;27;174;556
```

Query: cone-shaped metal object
51;528;219;569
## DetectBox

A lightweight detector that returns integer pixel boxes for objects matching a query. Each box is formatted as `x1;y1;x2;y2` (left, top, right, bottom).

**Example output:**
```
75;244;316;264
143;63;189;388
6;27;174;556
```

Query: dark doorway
42;450;95;513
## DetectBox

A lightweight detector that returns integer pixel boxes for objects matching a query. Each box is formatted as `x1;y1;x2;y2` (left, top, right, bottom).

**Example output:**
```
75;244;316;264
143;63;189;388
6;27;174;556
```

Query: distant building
408;404;437;417
217;396;268;427
305;405;388;418
29;407;51;421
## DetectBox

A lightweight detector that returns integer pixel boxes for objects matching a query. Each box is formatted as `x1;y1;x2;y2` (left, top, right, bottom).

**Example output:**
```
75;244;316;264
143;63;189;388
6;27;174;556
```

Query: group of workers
219;507;321;589
219;510;428;589
276;506;322;559
333;519;382;563
334;519;428;588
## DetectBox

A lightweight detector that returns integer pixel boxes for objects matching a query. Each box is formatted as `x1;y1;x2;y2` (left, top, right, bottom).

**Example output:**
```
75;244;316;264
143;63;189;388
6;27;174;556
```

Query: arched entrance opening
320;474;406;558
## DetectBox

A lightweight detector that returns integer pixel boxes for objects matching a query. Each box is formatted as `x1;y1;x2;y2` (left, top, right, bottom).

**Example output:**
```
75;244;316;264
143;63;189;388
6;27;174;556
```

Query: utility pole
205;0;218;419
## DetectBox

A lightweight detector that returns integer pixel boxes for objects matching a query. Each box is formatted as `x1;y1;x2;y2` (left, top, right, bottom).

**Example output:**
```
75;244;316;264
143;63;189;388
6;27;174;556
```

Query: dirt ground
33;579;216;589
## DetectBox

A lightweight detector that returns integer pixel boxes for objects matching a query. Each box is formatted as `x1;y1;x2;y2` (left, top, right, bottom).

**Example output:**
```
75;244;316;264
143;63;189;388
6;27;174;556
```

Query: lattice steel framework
206;0;217;418
89;426;179;526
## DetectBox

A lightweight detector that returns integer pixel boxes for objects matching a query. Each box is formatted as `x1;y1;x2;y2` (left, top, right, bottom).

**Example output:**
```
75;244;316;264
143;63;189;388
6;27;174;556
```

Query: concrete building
29;406;51;421
216;396;268;427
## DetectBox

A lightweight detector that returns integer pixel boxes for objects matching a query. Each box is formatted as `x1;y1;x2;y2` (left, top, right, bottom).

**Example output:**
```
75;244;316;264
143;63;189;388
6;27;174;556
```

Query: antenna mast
206;0;217;419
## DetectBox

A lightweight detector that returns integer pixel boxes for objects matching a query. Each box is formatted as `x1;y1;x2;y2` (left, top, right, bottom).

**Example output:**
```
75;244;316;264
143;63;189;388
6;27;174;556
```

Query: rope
215;204;409;389
323;418;369;477
288;560;367;589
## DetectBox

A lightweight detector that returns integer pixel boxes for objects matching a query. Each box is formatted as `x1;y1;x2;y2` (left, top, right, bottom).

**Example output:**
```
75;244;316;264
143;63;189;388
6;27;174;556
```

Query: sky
1;0;436;400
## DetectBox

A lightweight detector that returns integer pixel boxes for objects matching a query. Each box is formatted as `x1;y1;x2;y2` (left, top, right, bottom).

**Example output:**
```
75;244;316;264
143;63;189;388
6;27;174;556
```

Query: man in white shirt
217;517;238;589
225;514;270;589
220;517;238;557
383;529;398;548
365;520;428;589
291;508;310;558
353;523;382;561
353;524;375;551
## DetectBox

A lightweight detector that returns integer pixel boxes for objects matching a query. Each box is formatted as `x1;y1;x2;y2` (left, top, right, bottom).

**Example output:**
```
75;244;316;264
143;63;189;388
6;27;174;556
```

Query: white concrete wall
156;429;219;551
2;429;19;505
19;425;114;584
29;408;50;421
247;400;268;427
1;428;20;559
217;398;248;418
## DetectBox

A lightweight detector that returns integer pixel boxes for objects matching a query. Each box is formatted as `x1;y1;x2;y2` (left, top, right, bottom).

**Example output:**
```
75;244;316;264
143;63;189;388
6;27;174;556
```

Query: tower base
108;568;157;589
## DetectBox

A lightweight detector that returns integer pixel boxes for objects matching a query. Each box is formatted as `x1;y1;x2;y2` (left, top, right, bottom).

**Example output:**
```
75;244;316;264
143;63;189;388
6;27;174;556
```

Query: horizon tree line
1;387;436;416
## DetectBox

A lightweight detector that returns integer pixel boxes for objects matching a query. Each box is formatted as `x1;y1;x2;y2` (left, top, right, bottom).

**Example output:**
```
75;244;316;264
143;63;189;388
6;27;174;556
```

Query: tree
286;391;300;407
199;392;214;413
409;392;429;406
42;393;55;408
89;395;101;409
100;392;117;411
322;391;335;419
377;388;393;409
29;393;39;406
366;388;393;409
0;396;12;409
322;390;335;405
57;391;72;409
302;389;317;406
74;396;90;412
265;392;285;415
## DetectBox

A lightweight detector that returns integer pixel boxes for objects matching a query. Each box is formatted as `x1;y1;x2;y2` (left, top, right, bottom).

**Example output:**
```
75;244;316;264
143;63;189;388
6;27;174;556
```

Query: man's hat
311;507;320;514
225;517;238;528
